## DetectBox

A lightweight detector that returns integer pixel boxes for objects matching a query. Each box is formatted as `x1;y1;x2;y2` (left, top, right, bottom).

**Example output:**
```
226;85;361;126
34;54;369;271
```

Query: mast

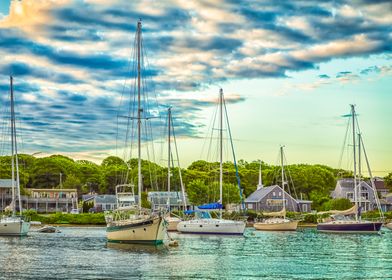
10;76;15;216
219;88;223;219
280;146;286;219
257;160;263;190
167;107;171;208
10;76;22;215
351;104;358;221
137;20;142;209
358;132;362;218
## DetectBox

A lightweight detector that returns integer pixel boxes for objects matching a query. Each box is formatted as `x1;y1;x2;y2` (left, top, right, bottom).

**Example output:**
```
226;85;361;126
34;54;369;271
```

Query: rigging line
171;117;186;205
223;97;244;210
283;150;299;211
338;117;351;170
117;27;138;163
200;101;218;160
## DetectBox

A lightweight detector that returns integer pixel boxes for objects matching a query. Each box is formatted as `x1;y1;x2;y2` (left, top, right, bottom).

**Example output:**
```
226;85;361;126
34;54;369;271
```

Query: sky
0;0;391;175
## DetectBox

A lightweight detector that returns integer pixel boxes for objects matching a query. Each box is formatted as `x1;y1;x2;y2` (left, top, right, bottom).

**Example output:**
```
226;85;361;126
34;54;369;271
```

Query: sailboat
165;107;187;231
105;20;166;244
176;89;246;235
253;146;299;231
317;105;383;233
0;76;31;236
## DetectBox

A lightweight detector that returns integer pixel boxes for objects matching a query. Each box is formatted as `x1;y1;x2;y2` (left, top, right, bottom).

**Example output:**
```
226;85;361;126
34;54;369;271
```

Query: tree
385;172;392;191
321;198;353;211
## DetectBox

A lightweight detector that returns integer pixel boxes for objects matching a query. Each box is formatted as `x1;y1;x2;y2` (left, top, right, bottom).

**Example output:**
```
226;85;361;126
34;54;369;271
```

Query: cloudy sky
0;0;391;175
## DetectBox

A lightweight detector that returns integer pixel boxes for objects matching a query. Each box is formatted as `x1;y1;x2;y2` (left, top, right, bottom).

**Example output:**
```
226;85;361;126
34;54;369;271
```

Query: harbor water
1;227;392;279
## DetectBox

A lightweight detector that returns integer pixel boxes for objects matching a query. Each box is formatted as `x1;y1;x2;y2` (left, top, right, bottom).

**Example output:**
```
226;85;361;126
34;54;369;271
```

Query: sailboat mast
167;107;171;199
358;132;362;217
280;146;286;218
10;76;16;216
137;20;142;209
219;88;223;219
351;104;358;221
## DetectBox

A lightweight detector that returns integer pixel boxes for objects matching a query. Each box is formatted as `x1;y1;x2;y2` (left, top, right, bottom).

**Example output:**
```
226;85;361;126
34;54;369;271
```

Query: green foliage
321;198;353;211
24;211;105;224
141;192;151;209
303;214;318;224
385;172;392;191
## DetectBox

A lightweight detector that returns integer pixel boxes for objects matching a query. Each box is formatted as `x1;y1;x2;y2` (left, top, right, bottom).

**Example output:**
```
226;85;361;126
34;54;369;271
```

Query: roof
27;188;77;192
337;178;372;190
373;179;387;190
0;179;16;188
245;185;279;203
95;195;116;204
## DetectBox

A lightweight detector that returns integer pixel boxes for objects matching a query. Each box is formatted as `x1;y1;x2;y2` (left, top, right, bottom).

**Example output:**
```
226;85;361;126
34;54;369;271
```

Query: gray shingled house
331;178;388;212
245;185;312;213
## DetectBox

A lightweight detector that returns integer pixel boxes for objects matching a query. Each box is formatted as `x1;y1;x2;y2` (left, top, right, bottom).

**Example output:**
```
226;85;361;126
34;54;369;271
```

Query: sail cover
197;202;223;210
263;208;286;217
318;204;357;215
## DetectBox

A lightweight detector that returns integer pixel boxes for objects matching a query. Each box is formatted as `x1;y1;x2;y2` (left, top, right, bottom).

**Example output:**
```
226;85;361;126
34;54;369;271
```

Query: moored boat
105;20;166;244
253;147;298;231
0;77;30;237
317;105;383;234
177;89;246;235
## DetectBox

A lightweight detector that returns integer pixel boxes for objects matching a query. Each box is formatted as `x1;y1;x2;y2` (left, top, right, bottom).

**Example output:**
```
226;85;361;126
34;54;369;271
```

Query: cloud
0;0;391;160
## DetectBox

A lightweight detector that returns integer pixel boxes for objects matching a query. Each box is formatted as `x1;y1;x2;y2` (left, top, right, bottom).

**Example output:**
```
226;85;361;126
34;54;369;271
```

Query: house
82;193;138;212
94;195;117;211
331;178;385;212
148;191;189;211
0;179;15;211
245;185;312;213
373;177;389;197
23;188;78;213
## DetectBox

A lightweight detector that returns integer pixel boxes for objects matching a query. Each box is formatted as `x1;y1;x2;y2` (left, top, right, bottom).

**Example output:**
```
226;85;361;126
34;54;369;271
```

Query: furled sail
318;204;357;215
263;208;286;217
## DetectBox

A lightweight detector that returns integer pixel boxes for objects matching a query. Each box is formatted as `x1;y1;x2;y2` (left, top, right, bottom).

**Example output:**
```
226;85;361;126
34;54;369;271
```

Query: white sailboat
105;20;166;244
165;107;187;232
177;89;246;235
317;105;383;233
254;146;299;231
0;76;31;236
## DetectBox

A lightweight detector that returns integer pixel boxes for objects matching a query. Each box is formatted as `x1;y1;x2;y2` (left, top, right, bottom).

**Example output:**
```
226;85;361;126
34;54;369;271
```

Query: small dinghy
37;226;60;233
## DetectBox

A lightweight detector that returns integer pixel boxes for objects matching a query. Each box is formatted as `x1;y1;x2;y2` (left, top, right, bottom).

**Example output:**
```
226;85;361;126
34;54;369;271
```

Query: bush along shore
24;210;106;225
21;209;392;226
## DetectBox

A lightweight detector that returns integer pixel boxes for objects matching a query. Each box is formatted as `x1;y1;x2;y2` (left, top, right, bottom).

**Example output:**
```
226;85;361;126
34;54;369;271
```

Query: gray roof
0;179;16;188
338;178;372;189
245;185;279;202
95;195;116;204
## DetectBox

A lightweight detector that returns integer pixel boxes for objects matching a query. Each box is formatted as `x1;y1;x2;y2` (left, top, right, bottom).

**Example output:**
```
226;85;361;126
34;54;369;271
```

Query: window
278;191;282;196
361;192;369;200
346;192;354;200
302;204;307;212
248;204;253;209
272;192;276;196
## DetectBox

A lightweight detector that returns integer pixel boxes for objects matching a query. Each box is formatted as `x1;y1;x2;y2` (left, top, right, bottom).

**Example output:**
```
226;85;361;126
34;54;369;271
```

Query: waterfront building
330;178;390;212
24;188;78;213
245;185;312;212
148;191;189;211
0;179;15;211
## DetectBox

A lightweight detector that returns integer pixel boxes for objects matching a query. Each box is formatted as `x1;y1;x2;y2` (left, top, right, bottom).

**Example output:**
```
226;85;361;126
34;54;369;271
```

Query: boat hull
254;219;299;231
0;218;30;236
177;219;246;235
106;216;166;244
166;217;181;231
317;221;382;233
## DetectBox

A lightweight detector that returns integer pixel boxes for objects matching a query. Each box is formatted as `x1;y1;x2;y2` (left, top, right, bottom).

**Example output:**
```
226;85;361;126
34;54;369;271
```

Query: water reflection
106;242;167;253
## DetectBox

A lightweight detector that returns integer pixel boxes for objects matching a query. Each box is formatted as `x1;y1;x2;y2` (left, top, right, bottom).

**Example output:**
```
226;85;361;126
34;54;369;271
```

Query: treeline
1;154;391;211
